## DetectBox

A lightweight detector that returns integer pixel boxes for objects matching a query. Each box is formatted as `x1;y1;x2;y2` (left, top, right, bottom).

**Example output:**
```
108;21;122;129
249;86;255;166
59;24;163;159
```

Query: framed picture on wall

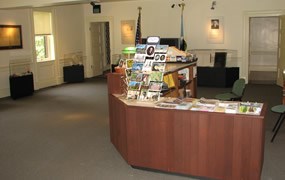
211;19;220;29
208;17;224;44
0;25;23;50
121;20;135;44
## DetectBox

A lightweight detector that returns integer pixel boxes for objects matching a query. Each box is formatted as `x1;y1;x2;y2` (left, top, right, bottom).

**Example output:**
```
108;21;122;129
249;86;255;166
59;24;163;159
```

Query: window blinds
33;11;52;35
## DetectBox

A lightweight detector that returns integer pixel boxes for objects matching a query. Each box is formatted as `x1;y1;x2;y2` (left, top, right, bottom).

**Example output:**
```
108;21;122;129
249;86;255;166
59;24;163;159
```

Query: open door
89;22;111;77
248;17;279;84
277;15;285;87
90;22;104;77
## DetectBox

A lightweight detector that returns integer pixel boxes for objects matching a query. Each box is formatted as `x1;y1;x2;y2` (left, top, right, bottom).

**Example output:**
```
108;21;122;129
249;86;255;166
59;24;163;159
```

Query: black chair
214;52;227;68
271;105;285;142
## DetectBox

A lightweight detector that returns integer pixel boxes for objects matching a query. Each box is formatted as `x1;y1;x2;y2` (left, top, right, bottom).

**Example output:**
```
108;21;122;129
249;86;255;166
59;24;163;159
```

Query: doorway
90;22;111;77
248;16;279;84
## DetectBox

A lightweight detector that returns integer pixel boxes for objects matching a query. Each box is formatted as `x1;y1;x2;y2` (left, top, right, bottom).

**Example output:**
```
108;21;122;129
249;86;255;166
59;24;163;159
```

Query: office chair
271;104;285;142
215;78;246;101
214;52;227;68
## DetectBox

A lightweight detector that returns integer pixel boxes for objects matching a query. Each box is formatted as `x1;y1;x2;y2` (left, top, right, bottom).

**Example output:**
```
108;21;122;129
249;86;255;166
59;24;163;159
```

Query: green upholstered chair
215;78;246;101
271;104;285;142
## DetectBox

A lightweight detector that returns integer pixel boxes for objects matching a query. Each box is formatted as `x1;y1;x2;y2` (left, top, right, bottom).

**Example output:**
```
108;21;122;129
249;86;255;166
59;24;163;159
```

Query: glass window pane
35;35;47;60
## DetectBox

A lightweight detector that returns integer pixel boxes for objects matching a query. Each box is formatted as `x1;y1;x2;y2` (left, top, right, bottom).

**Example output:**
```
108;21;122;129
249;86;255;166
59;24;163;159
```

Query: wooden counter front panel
109;95;128;161
124;107;264;180
107;73;124;95
126;107;174;171
170;112;235;179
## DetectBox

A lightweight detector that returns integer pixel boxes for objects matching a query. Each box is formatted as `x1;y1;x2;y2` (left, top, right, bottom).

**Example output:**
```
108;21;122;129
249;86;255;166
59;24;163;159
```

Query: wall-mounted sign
121;20;135;44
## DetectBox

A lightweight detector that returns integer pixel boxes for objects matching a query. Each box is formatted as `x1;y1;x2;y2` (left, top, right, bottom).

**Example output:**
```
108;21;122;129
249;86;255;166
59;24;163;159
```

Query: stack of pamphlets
238;102;263;115
216;102;239;114
190;98;218;112
155;98;192;110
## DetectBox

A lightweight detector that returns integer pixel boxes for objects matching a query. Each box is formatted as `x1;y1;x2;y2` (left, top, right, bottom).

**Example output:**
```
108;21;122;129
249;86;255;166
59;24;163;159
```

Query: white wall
0;0;285;98
83;0;285;53
54;4;85;59
0;9;33;98
0;4;85;98
83;0;285;76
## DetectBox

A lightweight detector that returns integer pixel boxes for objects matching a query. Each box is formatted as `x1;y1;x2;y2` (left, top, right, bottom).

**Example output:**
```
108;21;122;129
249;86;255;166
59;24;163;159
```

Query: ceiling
0;0;136;9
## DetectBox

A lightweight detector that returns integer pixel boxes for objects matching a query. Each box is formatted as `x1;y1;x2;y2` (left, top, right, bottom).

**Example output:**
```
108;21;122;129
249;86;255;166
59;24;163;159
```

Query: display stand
63;65;84;83
10;73;34;99
197;67;239;87
114;37;197;100
108;62;197;99
62;52;85;83
9;60;34;99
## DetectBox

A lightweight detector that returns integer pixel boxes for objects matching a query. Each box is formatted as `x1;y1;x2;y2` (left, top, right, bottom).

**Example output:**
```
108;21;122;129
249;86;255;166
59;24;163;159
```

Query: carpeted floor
0;77;284;180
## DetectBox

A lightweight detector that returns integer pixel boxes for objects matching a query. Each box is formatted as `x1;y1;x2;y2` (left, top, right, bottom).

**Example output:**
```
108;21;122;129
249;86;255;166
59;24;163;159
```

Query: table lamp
122;47;136;59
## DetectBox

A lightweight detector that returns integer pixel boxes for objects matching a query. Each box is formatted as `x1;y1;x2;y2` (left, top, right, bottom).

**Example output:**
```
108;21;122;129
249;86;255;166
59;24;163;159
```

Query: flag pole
180;2;187;51
135;7;142;45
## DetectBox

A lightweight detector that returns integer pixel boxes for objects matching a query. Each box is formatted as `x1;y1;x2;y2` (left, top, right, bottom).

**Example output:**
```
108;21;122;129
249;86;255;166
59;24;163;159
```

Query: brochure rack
113;37;197;100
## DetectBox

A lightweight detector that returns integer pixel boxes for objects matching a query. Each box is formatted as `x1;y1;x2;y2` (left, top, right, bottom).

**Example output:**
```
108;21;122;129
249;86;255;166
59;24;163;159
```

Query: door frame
242;10;285;83
84;16;114;78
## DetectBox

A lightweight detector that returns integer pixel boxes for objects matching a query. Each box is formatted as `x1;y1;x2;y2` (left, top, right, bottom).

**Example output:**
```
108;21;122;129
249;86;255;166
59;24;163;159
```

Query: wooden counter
108;94;266;180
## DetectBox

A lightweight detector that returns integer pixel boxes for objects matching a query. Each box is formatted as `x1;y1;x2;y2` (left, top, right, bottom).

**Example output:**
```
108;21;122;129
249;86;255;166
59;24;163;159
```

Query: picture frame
0;25;23;50
207;17;224;44
121;20;135;44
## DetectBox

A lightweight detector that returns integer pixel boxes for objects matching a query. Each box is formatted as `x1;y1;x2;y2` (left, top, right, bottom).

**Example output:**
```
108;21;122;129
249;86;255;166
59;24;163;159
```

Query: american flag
135;7;142;45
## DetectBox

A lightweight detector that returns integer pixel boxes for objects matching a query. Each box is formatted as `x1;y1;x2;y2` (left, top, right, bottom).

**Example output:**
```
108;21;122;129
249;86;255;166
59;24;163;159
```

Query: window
33;11;55;62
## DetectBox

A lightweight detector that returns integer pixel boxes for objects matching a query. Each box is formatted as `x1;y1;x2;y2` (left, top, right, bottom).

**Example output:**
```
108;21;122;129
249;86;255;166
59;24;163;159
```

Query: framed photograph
0;25;23;50
208;17;224;44
211;19;220;29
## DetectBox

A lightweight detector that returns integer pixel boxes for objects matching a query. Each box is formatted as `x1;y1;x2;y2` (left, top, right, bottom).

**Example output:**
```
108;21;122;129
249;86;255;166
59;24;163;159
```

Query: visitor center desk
108;94;266;180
